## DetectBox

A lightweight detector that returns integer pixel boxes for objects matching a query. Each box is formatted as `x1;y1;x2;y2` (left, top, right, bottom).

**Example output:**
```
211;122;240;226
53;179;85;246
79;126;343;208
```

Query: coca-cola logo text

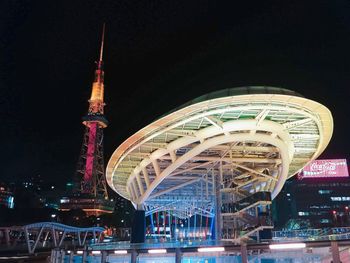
310;161;338;172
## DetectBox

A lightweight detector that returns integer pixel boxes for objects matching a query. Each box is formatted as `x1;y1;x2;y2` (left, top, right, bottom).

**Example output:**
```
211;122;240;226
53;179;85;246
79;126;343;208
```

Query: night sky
1;1;349;185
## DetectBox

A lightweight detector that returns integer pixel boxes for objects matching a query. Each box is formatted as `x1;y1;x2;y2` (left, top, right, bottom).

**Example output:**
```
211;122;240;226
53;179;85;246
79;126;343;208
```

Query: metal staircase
220;191;273;242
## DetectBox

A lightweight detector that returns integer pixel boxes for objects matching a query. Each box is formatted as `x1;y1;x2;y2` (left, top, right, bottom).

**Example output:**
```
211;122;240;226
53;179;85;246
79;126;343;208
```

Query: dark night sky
0;1;349;185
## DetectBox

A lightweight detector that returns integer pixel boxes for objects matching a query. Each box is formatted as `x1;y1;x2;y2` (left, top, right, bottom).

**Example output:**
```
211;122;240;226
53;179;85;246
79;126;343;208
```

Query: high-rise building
59;25;114;216
273;159;350;229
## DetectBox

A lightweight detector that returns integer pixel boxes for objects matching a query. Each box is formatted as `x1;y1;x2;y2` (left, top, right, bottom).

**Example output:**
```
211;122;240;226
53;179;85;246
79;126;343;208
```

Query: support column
193;213;197;240
131;250;138;263
51;227;57;247
210;216;215;240
4;229;10;246
93;231;96;243
101;251;108;263
131;208;145;243
187;216;190;239
174;215;178;241
214;163;223;240
59;249;65;263
50;249;55;263
331;241;341;263
82;249;88;263
24;228;31;254
150;213;155;236
163;211;166;237
82;231;88;245
68;251;74;263
240;243;248;263
175;248;182;263
168;210;171;239
77;231;81;246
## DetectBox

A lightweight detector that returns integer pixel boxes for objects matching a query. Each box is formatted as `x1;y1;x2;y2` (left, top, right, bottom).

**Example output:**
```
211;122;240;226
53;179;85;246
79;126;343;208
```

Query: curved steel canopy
106;86;333;218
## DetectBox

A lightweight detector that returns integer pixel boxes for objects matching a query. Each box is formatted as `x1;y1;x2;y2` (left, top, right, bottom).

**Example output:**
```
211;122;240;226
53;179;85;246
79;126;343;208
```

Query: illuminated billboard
299;159;349;179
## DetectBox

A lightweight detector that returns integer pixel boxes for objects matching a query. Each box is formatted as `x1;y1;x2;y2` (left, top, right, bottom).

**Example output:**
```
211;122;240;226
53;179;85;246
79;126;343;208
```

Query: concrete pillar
331;241;341;263
175;248;182;263
131;210;145;243
240;243;248;263
131;250;137;263
101;251;107;263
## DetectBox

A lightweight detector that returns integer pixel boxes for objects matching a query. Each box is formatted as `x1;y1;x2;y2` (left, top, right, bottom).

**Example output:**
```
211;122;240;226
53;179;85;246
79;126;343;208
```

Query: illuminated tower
78;24;108;198
60;24;114;216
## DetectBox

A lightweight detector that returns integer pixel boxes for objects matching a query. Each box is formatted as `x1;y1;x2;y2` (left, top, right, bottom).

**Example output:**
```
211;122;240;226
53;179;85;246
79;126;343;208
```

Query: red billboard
299;159;349;179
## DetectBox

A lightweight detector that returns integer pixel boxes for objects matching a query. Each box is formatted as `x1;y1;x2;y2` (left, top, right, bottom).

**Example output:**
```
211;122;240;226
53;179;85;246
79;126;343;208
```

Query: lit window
298;212;309;216
331;197;350;201
331;197;342;201
60;198;70;203
318;190;332;194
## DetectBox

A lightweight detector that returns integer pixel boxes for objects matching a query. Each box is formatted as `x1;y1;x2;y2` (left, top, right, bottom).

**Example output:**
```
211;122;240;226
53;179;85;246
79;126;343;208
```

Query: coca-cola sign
299;159;349;178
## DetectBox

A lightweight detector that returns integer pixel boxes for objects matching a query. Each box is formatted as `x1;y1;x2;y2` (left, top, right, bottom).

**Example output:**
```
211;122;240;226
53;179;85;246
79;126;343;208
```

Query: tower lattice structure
76;24;108;199
61;25;113;216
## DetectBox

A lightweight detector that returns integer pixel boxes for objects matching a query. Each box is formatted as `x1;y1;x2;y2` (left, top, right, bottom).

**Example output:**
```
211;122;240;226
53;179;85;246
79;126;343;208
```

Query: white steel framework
106;86;333;240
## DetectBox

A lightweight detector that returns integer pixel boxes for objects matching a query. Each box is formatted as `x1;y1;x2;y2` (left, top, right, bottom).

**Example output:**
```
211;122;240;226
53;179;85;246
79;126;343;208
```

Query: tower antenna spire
99;23;105;63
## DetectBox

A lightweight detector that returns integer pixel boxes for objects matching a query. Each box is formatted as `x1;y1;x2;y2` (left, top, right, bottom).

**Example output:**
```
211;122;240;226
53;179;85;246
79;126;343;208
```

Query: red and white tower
60;25;114;216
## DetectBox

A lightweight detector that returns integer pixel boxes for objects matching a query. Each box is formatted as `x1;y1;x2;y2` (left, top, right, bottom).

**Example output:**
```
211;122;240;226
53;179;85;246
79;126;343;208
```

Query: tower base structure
60;195;114;217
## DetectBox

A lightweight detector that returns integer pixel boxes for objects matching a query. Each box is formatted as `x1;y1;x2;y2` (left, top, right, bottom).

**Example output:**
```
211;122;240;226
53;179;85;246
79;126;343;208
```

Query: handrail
24;222;104;232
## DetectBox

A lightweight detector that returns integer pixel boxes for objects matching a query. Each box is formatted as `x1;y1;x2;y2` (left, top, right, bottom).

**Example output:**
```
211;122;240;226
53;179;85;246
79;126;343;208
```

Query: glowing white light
269;243;306;250
148;249;167;254
92;251;101;255
197;247;225;252
114;250;128;254
77;251;83;254
51;214;56;218
67;250;71;254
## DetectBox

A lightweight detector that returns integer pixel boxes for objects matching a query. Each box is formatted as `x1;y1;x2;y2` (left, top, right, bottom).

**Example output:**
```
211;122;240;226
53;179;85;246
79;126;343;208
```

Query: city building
59;25;114;216
0;184;14;209
106;86;333;243
273;158;350;229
